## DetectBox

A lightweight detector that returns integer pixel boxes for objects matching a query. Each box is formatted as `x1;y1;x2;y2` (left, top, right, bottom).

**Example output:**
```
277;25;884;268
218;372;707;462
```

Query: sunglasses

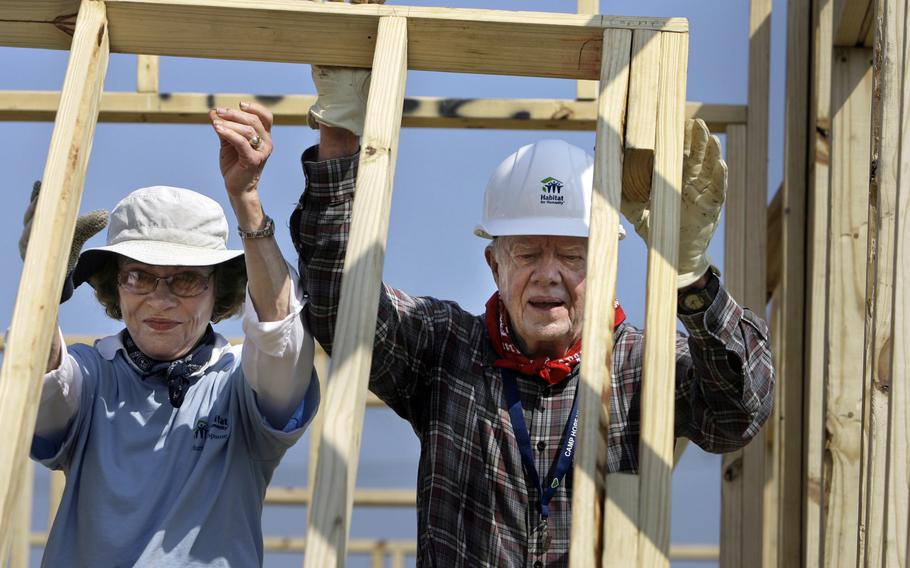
117;268;213;298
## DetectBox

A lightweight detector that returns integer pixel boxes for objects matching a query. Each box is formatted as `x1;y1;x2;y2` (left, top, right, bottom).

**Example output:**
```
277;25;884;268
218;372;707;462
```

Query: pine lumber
0;0;686;80
569;27;630;568
621;30;660;203
833;0;874;47
307;347;331;490
603;473;638;565
0;90;744;132
303;16;408;568
861;1;909;564
635;30;687;568
776;0;811;562
136;54;158;92
719;123;746;568
0;0;108;545
6;460;33;568
804;0;833;564
576;0;600;101
741;1;773;565
48;471;65;524
822;46;872;567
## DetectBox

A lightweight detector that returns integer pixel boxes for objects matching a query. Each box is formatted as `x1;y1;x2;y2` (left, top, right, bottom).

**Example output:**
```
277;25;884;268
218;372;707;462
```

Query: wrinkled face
117;260;216;361
485;235;587;358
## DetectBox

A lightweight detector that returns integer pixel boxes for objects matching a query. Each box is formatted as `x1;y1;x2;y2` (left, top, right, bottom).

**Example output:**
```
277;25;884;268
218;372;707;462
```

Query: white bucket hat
73;186;244;288
474;139;626;240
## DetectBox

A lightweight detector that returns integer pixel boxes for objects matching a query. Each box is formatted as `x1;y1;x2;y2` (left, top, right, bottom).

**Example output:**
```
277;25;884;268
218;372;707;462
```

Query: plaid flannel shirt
290;146;774;568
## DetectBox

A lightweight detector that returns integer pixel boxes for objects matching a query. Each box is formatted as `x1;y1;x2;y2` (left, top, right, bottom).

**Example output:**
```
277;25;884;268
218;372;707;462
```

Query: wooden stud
6;459;33;568
741;0;773;565
776;0;811;563
576;0;599;101
636;30;687;568
765;186;782;301
0;1;687;79
833;0;874;47
881;3;910;561
0;90;745;133
569;27;631;568
303;16;408;568
47;471;65;526
719;123;747;568
307;346;331;491
603;474;639;566
136;54;159;93
0;0;109;544
822;46;873;567
804;0;834;564
621;30;660;203
861;0;909;564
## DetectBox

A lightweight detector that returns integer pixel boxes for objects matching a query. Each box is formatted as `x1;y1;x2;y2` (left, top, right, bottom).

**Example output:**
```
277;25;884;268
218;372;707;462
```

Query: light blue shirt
32;277;319;567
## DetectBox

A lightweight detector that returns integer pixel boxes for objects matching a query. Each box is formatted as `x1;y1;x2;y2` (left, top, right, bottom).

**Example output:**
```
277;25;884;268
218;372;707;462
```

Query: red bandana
484;292;627;386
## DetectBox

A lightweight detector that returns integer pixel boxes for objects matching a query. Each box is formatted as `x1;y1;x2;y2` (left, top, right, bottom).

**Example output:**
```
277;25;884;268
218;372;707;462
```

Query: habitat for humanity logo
192;415;230;451
540;176;565;205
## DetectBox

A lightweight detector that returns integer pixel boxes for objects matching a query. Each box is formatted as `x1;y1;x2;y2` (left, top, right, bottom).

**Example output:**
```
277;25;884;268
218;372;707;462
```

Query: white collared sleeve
240;261;316;428
34;327;83;441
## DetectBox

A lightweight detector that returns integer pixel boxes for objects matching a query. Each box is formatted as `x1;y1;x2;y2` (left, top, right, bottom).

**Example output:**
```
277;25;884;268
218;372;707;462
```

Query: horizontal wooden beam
26;532;717;560
0;0;686;80
265;487;415;507
0;90;745;132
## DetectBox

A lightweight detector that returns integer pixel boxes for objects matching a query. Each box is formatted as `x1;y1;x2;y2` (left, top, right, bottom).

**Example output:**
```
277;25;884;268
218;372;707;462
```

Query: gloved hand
307;66;372;136
621;119;727;288
19;181;109;302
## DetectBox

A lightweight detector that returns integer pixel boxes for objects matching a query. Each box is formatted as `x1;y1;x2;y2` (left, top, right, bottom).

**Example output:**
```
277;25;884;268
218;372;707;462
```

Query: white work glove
621;119;727;289
306;0;384;136
307;66;372;136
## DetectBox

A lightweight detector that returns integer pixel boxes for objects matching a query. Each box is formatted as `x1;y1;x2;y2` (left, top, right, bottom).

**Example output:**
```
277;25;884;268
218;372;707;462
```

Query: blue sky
2;1;786;564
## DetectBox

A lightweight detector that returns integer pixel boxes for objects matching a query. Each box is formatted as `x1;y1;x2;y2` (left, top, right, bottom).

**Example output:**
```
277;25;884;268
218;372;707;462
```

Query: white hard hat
473;139;626;240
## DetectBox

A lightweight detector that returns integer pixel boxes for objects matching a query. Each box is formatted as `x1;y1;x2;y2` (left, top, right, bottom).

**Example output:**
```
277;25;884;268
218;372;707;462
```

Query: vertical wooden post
823;46;872;567
743;0;773;565
635;29;687;568
804;0;834;564
48;471;65;526
720;123;747;568
304;16;408;568
861;0;909;564
137;55;159;93
0;0;109;544
621;30;660;203
575;0;599;101
569;26;631;568
307;346;331;491
6;460;33;568
776;0;811;562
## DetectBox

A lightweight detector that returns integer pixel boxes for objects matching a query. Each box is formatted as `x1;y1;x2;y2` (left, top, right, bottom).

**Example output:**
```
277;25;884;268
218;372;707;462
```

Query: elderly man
284;67;773;566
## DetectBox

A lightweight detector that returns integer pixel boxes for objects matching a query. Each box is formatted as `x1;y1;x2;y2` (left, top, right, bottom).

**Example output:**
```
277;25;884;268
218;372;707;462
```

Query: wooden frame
0;2;700;566
0;0;109;544
303;15;409;566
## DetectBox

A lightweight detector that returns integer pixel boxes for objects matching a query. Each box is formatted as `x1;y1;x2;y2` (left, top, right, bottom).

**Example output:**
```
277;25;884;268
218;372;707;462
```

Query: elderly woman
23;102;317;566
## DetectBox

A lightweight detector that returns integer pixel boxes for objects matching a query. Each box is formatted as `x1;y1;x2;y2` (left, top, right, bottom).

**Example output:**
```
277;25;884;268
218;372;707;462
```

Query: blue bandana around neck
121;325;217;409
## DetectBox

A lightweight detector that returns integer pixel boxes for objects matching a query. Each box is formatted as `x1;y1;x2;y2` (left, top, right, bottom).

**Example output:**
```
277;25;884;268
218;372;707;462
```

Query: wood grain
0;1;687;80
0;90;745;132
0;0;109;544
569;27;630;568
823;46;872;567
804;0;834;563
636;30;687;568
303;16;408;568
621;29;660;203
